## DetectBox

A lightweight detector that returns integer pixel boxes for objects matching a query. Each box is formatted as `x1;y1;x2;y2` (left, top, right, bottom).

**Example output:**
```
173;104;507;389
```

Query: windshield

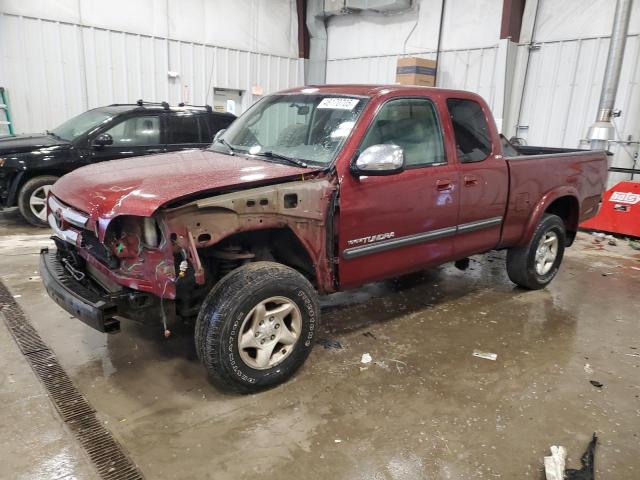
50;109;115;141
210;94;367;166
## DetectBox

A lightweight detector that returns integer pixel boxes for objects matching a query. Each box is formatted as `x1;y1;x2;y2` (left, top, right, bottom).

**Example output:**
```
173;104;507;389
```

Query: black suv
0;101;235;225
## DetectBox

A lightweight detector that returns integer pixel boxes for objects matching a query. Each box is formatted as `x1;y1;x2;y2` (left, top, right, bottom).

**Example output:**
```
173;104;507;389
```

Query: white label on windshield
317;98;359;110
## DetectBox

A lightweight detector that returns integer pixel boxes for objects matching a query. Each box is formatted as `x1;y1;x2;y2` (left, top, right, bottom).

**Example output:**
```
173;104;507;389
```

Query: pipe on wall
588;0;633;150
305;0;329;84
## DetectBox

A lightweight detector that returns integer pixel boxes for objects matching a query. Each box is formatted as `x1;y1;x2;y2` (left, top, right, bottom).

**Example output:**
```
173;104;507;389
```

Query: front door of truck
446;98;508;257
86;113;166;162
337;97;460;288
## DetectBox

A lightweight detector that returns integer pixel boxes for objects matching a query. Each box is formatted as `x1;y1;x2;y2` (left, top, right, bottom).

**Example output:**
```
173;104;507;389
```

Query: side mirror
213;129;226;143
93;133;113;148
352;144;405;177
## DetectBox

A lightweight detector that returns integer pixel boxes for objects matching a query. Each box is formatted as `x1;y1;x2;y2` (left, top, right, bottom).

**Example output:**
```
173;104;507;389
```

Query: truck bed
499;148;608;247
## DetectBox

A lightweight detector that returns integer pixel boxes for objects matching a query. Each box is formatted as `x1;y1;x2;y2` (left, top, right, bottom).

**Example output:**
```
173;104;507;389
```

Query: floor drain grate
0;280;144;480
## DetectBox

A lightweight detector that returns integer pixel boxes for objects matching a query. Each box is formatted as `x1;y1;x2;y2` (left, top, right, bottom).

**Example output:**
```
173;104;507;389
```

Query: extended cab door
337;96;459;288
446;98;508;257
87;113;166;162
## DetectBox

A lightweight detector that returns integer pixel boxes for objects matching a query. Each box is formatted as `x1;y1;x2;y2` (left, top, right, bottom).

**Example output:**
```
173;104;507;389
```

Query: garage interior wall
324;0;640;187
0;0;304;134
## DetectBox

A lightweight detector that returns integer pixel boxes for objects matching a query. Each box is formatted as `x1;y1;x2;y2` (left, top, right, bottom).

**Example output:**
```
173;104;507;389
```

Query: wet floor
1;206;639;479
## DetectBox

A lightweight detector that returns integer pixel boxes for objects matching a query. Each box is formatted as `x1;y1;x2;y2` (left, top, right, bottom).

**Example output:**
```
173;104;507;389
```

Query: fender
517;186;580;246
6;170;25;206
162;178;337;293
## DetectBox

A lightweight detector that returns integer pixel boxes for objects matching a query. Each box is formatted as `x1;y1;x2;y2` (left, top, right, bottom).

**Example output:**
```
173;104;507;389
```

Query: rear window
447;99;492;162
167;114;205;144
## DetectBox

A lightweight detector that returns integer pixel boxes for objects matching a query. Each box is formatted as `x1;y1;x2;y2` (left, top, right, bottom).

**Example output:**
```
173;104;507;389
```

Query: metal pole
588;0;633;150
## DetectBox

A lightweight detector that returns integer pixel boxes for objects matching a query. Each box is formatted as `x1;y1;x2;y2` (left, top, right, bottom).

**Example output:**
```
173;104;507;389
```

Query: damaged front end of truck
40;175;337;334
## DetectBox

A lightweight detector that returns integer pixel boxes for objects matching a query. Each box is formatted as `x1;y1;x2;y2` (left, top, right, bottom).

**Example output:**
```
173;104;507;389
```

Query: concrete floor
1;206;639;479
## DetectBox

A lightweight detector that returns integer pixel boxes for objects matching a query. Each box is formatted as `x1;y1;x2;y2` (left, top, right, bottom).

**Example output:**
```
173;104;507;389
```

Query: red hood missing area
52;150;315;220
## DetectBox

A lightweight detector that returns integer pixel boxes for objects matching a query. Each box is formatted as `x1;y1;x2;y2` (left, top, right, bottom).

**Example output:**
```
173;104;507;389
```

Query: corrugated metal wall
517;34;640;186
326;46;500;111
0;13;304;134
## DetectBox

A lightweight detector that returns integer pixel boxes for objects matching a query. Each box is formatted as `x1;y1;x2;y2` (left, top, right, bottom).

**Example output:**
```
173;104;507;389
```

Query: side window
359;98;445;167
167;114;203;144
104;115;160;146
447;99;492;162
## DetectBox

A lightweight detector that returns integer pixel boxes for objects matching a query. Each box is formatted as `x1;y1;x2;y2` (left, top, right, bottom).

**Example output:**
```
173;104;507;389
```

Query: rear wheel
195;262;319;393
18;175;58;227
506;213;566;290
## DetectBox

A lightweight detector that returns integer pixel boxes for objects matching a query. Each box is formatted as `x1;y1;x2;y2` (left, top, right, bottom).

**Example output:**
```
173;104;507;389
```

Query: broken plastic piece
361;353;372;364
472;350;497;361
565;433;597;480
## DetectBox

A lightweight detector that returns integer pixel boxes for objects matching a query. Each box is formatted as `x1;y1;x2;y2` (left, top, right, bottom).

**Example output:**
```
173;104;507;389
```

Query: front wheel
195;262;320;393
17;175;59;227
506;213;566;290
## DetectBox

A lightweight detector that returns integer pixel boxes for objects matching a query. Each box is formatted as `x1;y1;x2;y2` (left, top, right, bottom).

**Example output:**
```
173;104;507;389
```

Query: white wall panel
517;35;640;187
0;13;304;134
326;46;500;112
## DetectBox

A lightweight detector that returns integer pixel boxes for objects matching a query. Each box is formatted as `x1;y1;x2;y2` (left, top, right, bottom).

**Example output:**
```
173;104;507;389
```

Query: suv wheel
18;176;58;227
506;213;566;290
195;262;319;393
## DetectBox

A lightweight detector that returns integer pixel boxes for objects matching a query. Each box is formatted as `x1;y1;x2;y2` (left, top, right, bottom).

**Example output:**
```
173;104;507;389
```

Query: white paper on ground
544;445;567;480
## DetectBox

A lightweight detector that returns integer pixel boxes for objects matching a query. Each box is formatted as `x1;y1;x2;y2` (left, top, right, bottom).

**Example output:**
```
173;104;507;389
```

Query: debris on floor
565;433;598;480
472;350;497;361
362;331;376;340
589;380;603;388
544;445;567;480
360;353;372;364
584;363;594;375
317;338;343;350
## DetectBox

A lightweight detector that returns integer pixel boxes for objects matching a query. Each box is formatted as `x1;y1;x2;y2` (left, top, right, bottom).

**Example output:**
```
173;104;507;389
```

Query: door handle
436;179;452;191
464;175;479;187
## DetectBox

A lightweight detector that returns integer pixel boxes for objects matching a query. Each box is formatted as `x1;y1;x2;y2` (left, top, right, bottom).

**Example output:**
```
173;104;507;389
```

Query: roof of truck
278;84;479;99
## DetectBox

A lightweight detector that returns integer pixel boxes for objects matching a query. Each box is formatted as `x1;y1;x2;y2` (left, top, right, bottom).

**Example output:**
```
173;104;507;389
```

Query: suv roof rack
108;100;216;112
135;99;170;109
108;100;170;110
177;102;213;112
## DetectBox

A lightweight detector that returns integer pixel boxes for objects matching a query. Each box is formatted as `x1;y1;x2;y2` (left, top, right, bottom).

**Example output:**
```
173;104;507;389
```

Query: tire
195;261;320;393
18;175;58;227
506;213;566;290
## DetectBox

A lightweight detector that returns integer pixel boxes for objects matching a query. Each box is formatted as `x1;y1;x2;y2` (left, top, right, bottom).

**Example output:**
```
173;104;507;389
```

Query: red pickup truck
40;85;607;392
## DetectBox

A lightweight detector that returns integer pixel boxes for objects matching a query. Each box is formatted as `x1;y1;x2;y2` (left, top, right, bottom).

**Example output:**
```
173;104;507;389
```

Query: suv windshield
50;109;115;141
211;93;367;166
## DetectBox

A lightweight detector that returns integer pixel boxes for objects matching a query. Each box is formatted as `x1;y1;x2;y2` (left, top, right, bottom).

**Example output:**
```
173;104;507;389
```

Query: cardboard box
396;57;436;87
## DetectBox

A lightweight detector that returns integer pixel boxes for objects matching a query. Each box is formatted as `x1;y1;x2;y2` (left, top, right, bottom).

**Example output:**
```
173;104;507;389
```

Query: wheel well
545;196;579;245
201;228;316;284
8;170;63;206
175;227;317;319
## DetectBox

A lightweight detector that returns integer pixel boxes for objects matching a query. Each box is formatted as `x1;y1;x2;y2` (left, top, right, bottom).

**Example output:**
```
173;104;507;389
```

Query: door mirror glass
353;144;405;176
93;133;113;148
213;128;226;144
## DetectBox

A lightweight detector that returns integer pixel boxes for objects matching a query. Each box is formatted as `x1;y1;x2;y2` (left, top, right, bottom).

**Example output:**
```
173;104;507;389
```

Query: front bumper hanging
39;247;121;333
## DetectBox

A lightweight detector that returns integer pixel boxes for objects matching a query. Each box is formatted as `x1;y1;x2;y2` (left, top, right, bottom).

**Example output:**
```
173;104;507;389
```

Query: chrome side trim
456;216;503;233
48;213;78;244
342;216;503;259
48;195;89;228
343;226;457;259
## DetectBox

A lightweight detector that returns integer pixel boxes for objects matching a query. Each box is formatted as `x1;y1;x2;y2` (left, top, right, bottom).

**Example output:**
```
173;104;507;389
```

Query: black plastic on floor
0;280;144;480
